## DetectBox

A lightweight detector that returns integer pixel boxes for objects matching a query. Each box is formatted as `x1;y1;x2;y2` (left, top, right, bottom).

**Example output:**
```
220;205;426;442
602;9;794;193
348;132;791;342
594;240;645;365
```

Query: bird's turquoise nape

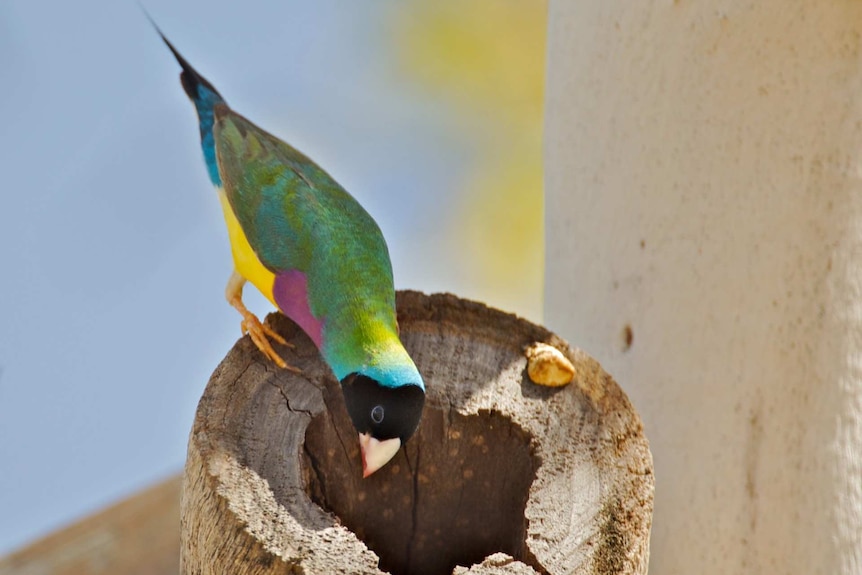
152;20;425;477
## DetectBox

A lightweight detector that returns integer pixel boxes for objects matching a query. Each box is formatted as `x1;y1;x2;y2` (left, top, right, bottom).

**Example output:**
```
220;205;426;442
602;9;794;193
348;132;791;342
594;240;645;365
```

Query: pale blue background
0;0;473;553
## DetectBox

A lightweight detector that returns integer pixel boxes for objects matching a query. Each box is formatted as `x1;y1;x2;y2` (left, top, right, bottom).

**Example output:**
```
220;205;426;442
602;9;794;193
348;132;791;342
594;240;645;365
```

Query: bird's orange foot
225;271;300;372
239;312;300;373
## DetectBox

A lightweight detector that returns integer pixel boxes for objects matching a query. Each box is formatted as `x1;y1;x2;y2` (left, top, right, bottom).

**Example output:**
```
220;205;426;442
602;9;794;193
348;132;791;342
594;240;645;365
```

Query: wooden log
181;291;653;575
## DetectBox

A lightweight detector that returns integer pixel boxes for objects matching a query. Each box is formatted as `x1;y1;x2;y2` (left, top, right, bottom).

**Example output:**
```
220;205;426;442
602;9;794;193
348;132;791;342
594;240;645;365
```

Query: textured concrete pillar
545;2;862;573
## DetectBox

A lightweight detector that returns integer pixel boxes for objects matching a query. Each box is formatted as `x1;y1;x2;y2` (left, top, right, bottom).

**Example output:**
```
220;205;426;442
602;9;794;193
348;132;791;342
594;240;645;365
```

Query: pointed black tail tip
138;2;166;43
142;6;225;102
139;5;186;69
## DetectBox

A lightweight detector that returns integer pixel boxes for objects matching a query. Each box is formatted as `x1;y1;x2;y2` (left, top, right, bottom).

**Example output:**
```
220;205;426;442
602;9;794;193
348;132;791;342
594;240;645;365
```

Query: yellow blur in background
392;0;546;321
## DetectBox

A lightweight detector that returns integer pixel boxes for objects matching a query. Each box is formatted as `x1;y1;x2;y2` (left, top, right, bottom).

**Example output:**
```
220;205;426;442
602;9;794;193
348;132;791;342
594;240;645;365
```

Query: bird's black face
340;373;425;442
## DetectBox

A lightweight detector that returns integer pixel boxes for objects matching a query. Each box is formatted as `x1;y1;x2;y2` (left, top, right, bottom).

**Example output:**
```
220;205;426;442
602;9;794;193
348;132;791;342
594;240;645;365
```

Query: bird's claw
239;314;300;373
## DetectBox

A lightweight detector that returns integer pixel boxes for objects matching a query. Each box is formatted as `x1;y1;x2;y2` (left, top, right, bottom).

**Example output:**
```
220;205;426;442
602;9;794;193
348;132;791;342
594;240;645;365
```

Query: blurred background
0;0;545;554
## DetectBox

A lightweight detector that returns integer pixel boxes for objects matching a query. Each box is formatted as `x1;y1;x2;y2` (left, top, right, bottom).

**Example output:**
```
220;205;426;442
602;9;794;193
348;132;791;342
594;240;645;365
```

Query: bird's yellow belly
217;189;277;306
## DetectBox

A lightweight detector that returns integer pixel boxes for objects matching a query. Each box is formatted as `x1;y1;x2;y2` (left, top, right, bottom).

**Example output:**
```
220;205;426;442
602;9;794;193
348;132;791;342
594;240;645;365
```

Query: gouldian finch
154;26;425;477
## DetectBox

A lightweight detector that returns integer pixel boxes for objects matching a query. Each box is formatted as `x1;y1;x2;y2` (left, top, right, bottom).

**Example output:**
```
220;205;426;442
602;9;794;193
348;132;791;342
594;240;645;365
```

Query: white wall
545;2;862;573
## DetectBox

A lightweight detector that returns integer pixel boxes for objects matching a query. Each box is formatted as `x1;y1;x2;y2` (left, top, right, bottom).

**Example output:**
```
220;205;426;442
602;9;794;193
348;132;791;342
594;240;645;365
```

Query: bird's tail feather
146;12;226;186
159;33;224;107
143;10;224;106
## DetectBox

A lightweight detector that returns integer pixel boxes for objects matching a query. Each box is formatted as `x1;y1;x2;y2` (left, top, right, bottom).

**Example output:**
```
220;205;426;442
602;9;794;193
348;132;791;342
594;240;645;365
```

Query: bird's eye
370;405;385;424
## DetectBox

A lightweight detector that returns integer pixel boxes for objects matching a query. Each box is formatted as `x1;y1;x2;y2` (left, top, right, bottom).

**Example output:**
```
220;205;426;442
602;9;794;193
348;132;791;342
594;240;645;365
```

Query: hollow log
181;291;653;575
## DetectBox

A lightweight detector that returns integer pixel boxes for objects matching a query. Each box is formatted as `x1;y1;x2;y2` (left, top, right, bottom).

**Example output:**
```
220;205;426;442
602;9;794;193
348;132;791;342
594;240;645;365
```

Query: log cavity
302;401;540;575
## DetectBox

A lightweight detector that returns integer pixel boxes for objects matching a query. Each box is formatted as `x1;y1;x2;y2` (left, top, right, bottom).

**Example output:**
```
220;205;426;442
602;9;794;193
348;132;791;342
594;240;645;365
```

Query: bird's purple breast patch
272;270;323;348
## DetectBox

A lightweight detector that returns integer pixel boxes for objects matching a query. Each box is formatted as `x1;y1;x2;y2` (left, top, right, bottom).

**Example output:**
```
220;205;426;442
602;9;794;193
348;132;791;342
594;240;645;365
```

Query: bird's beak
359;433;401;478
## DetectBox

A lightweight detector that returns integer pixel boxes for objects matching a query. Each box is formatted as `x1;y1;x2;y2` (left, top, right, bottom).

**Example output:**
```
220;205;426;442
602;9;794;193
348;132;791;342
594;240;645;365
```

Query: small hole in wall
622;324;634;352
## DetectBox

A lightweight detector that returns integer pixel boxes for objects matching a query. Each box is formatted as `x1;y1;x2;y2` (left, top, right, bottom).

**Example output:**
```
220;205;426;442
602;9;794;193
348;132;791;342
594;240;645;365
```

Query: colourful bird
153;24;425;477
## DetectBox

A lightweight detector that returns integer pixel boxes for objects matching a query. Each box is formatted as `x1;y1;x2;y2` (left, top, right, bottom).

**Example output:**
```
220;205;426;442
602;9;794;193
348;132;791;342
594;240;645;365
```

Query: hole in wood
302;395;540;575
